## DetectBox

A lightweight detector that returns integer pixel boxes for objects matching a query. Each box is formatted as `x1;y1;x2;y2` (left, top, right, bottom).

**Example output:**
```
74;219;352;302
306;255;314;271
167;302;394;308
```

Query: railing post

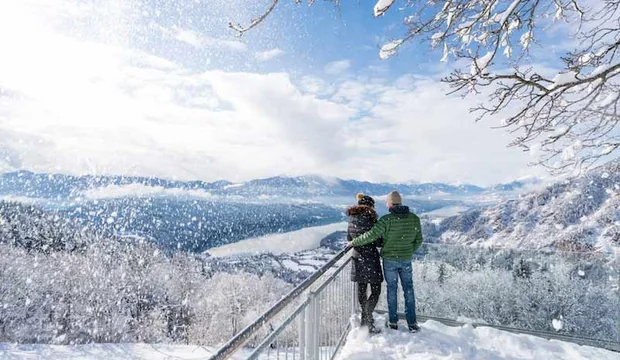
298;307;306;360
304;292;319;360
352;282;358;315
314;294;321;357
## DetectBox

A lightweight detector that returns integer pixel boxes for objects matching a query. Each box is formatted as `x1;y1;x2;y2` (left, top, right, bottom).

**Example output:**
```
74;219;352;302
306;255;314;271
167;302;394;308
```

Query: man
347;190;423;332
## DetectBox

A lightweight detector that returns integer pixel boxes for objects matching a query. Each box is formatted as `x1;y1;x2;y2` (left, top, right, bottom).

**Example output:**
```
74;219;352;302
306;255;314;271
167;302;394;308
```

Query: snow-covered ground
3;318;618;360
0;343;217;360
338;316;619;360
206;222;347;257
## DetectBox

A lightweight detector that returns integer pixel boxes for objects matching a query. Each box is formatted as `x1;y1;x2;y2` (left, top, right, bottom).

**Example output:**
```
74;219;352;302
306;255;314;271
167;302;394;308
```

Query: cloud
168;26;247;51
201;70;356;165
298;76;336;97
82;184;219;201
324;60;352;75
0;0;546;186
326;75;542;184
172;27;203;47
256;48;285;61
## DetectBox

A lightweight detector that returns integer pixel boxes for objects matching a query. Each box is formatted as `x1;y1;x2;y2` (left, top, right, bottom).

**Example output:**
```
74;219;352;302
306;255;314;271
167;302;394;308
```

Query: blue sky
151;0;452;79
0;0;566;185
119;1;435;76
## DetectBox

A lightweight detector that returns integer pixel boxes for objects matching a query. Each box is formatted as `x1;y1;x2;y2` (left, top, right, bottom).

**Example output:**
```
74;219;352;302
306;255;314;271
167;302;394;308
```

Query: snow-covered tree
409;251;619;341
438;262;447;285
0;201;294;346
231;0;620;174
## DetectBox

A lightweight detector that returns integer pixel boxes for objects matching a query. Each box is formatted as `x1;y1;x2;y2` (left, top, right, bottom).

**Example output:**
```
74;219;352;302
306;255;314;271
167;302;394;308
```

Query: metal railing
209;248;356;360
210;241;620;359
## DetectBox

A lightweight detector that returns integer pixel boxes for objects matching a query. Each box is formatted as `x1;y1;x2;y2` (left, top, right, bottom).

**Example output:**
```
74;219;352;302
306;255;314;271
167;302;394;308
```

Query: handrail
209;247;351;360
246;298;310;360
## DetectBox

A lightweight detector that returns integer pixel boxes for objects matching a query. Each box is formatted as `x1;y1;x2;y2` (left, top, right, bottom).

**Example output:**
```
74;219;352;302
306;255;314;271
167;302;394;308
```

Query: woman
347;193;383;334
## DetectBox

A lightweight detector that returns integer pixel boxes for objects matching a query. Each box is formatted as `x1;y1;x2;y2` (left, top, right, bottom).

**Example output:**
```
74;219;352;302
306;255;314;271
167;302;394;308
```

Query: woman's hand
346;241;353;248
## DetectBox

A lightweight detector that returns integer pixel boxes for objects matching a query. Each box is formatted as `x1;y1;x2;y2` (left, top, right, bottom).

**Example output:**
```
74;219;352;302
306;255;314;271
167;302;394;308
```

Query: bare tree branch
228;0;280;36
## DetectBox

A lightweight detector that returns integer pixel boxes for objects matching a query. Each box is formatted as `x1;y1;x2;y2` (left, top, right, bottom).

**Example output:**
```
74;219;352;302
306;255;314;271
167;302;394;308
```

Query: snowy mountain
423;160;620;252
0;171;530;201
0;170;540;252
214;175;488;198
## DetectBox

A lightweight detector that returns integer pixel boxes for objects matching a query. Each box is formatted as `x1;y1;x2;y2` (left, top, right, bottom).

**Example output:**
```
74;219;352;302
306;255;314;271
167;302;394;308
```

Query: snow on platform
337;317;619;360
0;343;217;360
2;317;618;360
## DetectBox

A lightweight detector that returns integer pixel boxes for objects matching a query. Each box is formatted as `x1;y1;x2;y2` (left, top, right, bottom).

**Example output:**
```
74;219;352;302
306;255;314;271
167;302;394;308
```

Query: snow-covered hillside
424;160;620;253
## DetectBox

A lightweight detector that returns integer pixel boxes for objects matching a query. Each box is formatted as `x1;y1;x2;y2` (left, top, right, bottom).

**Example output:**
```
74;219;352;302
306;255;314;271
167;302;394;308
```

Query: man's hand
346;241;353;248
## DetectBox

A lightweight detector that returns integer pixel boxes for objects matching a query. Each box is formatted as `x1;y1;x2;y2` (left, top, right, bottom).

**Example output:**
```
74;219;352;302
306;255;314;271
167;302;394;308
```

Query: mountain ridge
0;170;541;200
422;159;620;252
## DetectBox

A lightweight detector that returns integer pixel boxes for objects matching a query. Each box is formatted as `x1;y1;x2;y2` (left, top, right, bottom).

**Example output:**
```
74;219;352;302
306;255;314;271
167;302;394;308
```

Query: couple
346;191;423;334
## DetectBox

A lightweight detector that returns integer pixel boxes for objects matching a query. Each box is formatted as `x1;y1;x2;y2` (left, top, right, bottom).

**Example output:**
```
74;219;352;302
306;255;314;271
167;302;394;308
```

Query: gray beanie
386;190;402;205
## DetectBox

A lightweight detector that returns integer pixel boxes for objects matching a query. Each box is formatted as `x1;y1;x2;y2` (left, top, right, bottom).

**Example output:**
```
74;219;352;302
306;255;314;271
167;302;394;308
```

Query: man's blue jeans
383;259;416;326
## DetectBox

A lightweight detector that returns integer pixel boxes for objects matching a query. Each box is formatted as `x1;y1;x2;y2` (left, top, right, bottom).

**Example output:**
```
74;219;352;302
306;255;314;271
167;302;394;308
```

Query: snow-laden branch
374;0;396;17
228;0;281;36
366;0;620;173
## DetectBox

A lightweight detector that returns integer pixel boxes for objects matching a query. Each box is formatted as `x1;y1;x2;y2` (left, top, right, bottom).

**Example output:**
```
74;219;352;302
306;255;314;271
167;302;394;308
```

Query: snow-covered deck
0;343;216;360
2;318;618;360
337;316;619;360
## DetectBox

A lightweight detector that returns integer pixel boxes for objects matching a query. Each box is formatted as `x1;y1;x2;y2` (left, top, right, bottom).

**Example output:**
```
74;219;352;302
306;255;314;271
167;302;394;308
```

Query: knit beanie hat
386;190;402;205
356;193;375;207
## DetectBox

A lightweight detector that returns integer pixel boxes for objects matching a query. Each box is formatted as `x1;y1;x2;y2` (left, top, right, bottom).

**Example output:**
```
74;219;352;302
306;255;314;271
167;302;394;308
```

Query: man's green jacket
351;205;423;261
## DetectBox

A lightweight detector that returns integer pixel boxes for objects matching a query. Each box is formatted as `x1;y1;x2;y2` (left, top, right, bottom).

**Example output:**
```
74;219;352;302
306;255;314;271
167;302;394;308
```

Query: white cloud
173;28;203;47
0;0;546;186
298;76;336;97
326;76;543;184
168;26;247;51
82;184;218;200
324;60;352;75
203;35;248;52
256;48;285;61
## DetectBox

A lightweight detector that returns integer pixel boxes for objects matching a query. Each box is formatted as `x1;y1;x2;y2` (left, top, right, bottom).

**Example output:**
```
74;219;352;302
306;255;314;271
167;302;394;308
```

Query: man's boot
408;323;421;333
